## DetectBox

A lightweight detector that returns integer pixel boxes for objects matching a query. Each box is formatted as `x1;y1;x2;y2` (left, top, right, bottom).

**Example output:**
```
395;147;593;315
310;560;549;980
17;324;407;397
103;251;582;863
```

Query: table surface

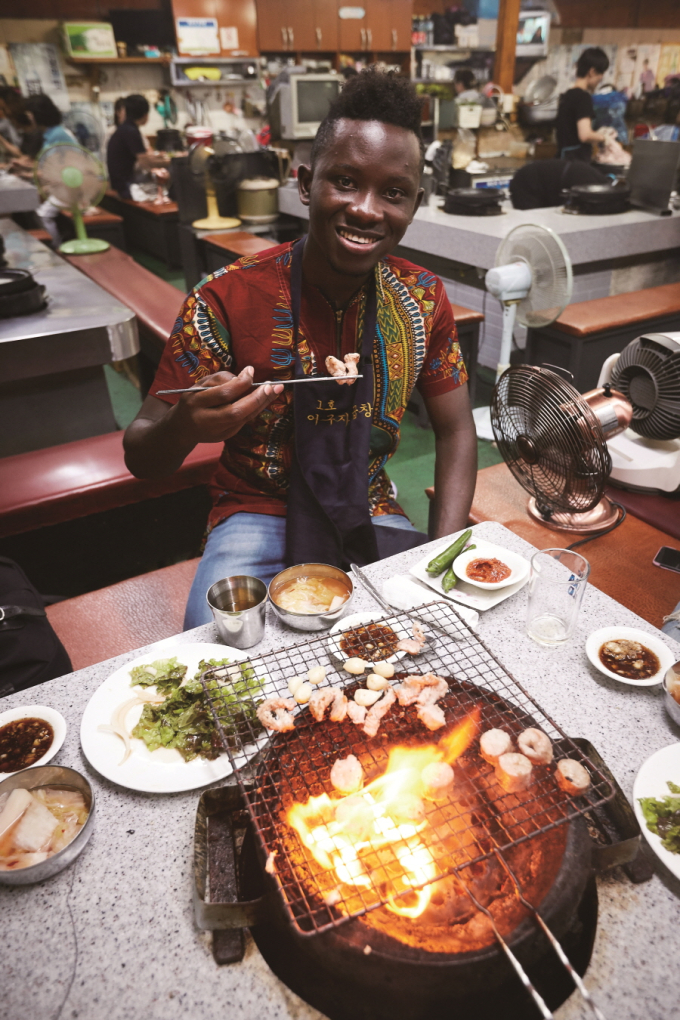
469;463;680;629
2;521;679;1020
0;174;39;214
0;219;138;360
278;182;680;270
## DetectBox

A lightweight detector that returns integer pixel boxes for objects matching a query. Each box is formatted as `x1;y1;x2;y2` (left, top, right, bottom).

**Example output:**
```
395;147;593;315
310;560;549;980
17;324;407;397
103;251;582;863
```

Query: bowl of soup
269;563;353;631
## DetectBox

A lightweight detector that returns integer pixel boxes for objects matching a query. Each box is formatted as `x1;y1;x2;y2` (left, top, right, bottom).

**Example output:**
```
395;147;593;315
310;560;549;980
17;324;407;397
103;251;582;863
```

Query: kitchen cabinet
171;0;259;57
256;0;338;51
339;0;412;52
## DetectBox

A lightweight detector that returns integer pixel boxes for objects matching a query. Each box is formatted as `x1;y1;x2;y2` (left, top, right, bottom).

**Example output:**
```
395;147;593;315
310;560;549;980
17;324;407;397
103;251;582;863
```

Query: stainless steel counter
0;173;39;215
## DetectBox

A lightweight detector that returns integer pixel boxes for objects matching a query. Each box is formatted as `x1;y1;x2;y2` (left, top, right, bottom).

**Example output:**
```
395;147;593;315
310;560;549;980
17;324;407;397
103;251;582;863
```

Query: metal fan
491;365;633;533
188;137;241;230
35;142;109;255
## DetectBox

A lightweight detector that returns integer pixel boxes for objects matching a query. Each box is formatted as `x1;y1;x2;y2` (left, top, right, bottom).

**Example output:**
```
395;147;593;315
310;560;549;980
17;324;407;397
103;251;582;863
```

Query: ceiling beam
493;0;522;93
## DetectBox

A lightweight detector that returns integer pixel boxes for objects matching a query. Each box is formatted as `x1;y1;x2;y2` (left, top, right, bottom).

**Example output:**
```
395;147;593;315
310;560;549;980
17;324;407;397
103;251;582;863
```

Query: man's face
298;118;423;278
585;69;604;93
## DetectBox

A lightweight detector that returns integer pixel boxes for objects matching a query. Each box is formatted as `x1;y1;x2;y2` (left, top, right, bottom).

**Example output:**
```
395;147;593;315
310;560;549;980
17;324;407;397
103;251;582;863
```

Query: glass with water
526;548;590;646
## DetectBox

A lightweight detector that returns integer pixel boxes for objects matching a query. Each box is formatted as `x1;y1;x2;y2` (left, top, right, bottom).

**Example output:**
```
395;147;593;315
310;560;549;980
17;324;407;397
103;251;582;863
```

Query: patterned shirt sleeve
416;279;469;399
149;286;233;405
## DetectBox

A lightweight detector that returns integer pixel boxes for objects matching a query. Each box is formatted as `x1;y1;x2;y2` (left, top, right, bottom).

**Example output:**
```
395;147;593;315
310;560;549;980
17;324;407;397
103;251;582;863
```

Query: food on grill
129;656;188;694
364;687;396;737
417;703;446;731
309;688;349;723
347;701;367;725
339;622;399;662
0;718;55;773
426;529;472;577
99;690;165;765
479;728;514;765
465;558;511;584
335;794;374;839
265;851;277;873
373;660;395;679
275;575;350;614
495;752;533;792
517;727;553;766
396;621;427;656
293;682;313;704
330;754;364;794
421;761;454;801
329;692;349;723
325;352;360;384
344;657;370;675
366;673;390;691
555;758;591;795
354;688;383;708
394;673;448;707
288;675;306;696
257;696;297;732
639;781;680;854
307;666;326;685
0;786;89;871
599;639;660;680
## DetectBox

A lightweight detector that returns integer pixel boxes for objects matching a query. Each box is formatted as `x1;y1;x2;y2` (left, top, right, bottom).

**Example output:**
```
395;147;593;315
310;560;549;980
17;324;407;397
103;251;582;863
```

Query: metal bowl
663;661;680;727
0;765;95;886
269;563;353;632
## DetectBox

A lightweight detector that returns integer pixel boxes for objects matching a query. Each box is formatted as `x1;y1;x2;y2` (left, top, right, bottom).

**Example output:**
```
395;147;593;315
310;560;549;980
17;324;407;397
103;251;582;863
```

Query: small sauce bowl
269;563;353;632
663;661;680;727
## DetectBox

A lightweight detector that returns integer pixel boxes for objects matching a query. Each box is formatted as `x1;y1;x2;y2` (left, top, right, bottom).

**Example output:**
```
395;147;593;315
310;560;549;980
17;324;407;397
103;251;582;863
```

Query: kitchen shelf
66;56;173;64
413;44;495;52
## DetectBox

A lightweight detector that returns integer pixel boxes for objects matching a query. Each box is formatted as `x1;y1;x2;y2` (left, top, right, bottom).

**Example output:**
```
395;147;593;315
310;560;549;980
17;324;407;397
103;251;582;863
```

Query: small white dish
633;742;680;881
585;626;674;687
0;705;67;775
452;545;529;591
328;611;411;664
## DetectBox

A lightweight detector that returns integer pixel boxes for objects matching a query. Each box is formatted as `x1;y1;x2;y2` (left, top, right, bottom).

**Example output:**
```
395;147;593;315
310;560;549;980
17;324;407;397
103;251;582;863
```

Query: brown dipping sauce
0;717;54;772
466;557;512;584
340;622;399;662
599;639;660;680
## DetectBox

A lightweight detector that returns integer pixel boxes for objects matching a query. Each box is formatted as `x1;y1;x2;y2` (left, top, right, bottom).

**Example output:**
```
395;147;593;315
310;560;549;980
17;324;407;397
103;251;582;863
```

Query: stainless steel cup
206;575;267;649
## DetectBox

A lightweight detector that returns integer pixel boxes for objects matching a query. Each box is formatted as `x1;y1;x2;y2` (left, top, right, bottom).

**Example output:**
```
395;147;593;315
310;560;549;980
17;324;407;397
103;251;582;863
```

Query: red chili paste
466;558;511;583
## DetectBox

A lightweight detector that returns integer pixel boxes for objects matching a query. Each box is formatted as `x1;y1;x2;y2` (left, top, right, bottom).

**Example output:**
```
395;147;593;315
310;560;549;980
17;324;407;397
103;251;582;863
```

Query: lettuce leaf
129;657;187;695
639;782;680;854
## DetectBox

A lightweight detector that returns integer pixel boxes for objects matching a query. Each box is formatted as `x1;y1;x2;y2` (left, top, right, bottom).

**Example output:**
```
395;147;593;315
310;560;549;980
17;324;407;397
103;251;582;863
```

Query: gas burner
444;188;505;216
0;268;47;319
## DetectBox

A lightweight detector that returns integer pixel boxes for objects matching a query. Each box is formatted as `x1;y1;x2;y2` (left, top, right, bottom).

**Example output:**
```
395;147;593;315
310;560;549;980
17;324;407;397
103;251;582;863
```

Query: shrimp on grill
325;353;360;385
363;686;396;737
347;700;367;726
256;696;297;732
417;702;446;731
308;688;349;724
330;754;364;795
479;728;514;766
517;727;553;766
329;691;349;723
396;621;427;656
394;673;448;707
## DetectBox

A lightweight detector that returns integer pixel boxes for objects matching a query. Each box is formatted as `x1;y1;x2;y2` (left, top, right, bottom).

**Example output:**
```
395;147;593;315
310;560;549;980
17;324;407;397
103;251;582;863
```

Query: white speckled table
2;522;679;1020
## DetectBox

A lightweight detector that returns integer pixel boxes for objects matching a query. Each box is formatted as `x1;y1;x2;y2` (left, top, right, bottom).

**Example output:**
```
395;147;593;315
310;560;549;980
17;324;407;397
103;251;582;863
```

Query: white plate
452;545;529;591
410;532;530;611
633;742;680;880
0;705;67;776
80;642;271;794
585;626;674;686
328;611;412;664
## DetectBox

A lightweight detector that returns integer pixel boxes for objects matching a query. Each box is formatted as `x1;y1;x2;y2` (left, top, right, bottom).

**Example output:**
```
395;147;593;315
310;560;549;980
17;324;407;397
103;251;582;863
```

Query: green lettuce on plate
129;657;187;695
639;781;680;855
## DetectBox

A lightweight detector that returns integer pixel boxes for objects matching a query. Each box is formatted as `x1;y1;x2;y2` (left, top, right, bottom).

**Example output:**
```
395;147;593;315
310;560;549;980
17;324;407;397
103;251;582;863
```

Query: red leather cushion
451;303;484;325
552;282;680;337
203;231;275;258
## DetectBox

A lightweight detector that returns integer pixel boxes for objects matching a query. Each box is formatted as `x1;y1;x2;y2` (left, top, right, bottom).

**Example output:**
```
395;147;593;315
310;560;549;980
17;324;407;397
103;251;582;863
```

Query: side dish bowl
269;563;353;632
0;765;95;886
585;626;674;687
0;705;67;775
452;546;529;590
663;661;680;726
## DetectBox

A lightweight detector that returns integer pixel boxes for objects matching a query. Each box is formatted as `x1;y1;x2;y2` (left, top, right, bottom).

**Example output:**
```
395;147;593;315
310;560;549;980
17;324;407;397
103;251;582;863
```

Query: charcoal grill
199;601;618;1019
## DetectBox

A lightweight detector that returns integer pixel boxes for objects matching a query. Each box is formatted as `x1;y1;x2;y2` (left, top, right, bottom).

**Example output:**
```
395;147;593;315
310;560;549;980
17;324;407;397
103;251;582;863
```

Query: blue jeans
183;511;417;629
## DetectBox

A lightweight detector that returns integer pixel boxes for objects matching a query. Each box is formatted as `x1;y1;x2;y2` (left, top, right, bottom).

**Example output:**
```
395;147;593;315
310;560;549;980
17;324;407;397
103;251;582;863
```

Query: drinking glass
206;575;267;649
526;548;590;646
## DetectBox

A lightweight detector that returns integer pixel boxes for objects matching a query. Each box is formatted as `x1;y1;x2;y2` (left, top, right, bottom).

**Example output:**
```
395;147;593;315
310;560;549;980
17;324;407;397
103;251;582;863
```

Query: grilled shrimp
396;621;427;655
347;700;367;726
394;673;447;707
325;353;360;385
363;687;396;737
421;761;454;801
479;728;514;766
309;688;336;723
329;691;349;723
555;759;591;795
517;727;553;766
416;702;446;731
495;752;533;793
256;696;297;732
330;754;364;795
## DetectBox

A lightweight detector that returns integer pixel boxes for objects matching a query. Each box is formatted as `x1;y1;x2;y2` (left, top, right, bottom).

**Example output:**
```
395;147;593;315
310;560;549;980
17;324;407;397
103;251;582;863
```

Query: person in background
556;47;610;161
104;96;127;146
106;93;168;200
453;68;480;102
510;158;610;210
0;87;23;159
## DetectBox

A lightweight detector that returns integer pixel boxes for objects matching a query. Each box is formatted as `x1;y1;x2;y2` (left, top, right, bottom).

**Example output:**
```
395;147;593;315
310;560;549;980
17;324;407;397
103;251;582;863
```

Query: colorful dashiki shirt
152;241;468;534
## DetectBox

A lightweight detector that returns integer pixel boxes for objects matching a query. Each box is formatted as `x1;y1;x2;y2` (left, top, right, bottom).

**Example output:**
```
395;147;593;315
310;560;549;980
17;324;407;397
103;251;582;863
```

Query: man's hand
123;366;283;479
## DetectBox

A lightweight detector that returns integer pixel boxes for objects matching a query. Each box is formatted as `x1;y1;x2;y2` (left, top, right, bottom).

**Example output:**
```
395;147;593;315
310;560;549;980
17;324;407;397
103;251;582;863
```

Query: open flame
286;709;480;919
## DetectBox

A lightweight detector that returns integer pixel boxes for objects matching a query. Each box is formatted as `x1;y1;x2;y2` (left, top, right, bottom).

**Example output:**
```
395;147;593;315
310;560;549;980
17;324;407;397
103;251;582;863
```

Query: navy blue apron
284;238;427;570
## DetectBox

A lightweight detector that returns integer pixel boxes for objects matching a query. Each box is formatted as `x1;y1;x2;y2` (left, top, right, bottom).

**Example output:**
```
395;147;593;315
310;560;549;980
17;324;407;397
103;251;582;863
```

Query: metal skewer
156;376;363;394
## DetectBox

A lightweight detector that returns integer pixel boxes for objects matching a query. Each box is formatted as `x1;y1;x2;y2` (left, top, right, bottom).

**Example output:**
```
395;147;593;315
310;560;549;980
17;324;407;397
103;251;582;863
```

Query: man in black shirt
107;94;168;199
556;47;610;161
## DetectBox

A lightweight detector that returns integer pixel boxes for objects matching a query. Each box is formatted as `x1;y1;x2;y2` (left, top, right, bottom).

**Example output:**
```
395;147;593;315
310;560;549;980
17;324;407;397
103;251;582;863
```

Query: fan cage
34;142;107;210
491;366;610;515
610;336;680;441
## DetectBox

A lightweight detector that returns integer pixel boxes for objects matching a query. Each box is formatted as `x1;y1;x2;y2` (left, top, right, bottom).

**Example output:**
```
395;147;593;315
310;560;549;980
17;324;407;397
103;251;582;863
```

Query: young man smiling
124;69;477;627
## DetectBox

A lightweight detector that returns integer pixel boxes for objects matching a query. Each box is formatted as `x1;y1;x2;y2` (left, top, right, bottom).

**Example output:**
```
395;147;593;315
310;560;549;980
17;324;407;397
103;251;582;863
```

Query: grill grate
200;601;614;937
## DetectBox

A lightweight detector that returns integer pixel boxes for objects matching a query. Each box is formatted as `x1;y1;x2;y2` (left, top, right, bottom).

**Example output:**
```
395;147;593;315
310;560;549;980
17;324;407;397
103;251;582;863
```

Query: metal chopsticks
156;376;363;394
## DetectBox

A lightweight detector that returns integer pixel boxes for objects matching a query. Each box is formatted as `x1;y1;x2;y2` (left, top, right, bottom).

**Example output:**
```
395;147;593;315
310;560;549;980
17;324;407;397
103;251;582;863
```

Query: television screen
296;79;340;124
516;13;550;57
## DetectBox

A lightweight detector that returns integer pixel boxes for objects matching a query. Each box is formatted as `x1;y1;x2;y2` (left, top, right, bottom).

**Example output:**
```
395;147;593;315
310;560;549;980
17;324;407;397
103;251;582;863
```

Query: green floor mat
104;364;143;430
128;247;186;292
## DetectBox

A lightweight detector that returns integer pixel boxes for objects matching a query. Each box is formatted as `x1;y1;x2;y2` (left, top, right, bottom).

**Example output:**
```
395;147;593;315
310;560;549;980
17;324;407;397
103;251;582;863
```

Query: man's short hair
576;47;609;79
124;94;149;122
454;68;476;91
23;93;62;128
310;67;424;165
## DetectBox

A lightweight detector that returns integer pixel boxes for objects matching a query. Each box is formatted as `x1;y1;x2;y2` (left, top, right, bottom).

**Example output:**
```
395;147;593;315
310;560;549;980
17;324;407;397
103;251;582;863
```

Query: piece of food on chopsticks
131;657;263;761
129;656;187;694
425;529;472;577
639;781;680;853
441;544;476;593
0;786;89;872
325;352;360;385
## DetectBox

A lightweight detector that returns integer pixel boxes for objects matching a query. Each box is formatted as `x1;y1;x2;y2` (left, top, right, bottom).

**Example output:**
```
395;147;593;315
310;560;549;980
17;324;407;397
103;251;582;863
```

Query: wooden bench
525;281;680;392
101;190;181;267
57;206;126;251
408;303;484;426
46;558;200;671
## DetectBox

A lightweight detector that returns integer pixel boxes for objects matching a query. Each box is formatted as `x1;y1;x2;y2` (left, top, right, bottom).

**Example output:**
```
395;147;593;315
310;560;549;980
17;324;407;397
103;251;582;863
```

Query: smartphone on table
653;546;680;573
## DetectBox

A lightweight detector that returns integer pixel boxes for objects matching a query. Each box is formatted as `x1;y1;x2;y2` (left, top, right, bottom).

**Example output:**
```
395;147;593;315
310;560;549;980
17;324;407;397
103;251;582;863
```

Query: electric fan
491;365;633;533
64;104;106;158
474;223;573;439
598;331;680;492
188;138;241;230
34;142;109;255
155;90;182;152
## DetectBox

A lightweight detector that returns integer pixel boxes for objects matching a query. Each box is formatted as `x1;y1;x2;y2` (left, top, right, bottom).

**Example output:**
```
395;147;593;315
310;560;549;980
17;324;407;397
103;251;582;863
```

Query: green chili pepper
426;528;472;577
441;544;476;592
